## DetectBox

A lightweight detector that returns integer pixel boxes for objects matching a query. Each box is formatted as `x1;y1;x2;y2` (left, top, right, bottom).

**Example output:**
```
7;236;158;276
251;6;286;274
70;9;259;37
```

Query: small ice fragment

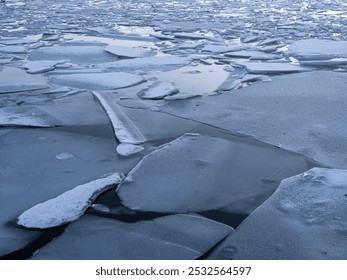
89;204;110;213
137;81;179;100
240;62;313;74
116;143;144;156
17;173;124;229
164;93;202;101
56;152;75;160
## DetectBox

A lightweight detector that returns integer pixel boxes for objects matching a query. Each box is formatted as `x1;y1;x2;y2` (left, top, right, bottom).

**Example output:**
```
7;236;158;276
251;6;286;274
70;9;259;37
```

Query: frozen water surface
208;168;347;259
1;0;346;259
31;214;232;260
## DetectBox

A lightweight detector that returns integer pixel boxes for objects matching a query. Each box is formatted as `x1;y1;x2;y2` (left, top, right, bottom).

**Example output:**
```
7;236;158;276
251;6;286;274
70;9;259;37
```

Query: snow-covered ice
31;214;233;260
18;173;124;229
208;168;347;259
93;91;146;144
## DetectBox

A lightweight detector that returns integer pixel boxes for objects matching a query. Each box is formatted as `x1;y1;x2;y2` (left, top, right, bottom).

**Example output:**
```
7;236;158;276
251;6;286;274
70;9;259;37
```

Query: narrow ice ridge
17;173;124;229
92;91;146;144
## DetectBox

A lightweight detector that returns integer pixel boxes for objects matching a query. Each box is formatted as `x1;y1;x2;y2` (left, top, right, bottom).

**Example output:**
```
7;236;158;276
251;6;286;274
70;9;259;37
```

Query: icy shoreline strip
92;91;146;144
17;173;124;229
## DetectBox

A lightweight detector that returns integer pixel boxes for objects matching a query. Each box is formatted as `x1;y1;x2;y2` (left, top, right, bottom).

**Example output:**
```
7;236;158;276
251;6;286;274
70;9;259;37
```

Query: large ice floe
117;133;318;215
18;173;124;229
31;214;233;260
208;168;347;260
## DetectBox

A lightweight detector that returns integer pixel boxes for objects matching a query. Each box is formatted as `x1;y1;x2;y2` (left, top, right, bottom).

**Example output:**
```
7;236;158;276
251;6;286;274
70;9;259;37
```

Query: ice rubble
137;81;179;99
208;168;347;260
31;214;233;260
105;45;154;58
18;173;124;229
50;72;145;90
0;66;49;93
158;71;347;169
117;133;316;214
92;91;146;144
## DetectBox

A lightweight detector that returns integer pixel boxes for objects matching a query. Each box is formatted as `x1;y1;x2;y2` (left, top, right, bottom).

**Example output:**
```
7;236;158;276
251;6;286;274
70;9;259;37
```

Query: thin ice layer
117;133;315;214
208;168;347;260
93;91;146;144
32;214;233;260
18;173;124;229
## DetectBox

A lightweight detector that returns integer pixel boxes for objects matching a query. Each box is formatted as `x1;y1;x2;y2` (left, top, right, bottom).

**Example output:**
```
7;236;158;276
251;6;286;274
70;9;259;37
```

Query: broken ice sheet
17;173;124;229
288;39;347;61
23;60;69;74
31;214;233;260
0;66;49;94
50;72;145;90
104;45;154;58
0;123;142;255
224;50;282;60
208;168;347;260
117;133;317;215
137;81;179;100
92;91;146;144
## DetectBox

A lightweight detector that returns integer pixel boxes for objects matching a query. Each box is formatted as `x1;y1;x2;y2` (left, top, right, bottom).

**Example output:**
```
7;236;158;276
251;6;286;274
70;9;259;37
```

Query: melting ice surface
208;168;347;260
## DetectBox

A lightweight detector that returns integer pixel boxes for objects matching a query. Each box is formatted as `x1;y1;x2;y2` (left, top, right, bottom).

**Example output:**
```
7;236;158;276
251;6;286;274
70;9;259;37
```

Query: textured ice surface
208;168;347;260
31;214;233;260
116;143;144;156
0;127;141;255
18;173;124;229
0;66;49;93
105;45;153;58
93;91;146;144
50;72;145;90
158;71;347;168
117;133;316;214
137;81;179;99
288;39;347;60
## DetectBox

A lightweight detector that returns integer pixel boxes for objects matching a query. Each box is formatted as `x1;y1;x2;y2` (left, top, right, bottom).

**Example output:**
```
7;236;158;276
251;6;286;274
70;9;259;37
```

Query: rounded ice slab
208;168;347;260
18;173;124;229
31;214;233;260
117;133;313;214
50;72;145;90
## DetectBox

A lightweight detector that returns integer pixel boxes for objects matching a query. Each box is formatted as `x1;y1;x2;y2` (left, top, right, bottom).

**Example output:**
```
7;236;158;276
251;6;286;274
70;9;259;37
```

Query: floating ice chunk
299;58;347;67
17;173;124;229
0;66;49;94
116;143;144;156
173;32;210;40
150;33;175;40
105;45;153;58
241;74;272;83
241;35;260;43
0;46;26;54
92;91;146;144
257;38;281;46
214;68;247;92
288;39;347;60
23;60;68;74
208;168;347;260
240;62;313;74
137;81;179;100
117;99;149;109
164;93;202;100
29;45;115;64
225;50;282;60
50;72;145;90
102;55;191;71
202;44;244;53
56;152;75;160
117;133;314;214
31;214;233;260
176;42;205;50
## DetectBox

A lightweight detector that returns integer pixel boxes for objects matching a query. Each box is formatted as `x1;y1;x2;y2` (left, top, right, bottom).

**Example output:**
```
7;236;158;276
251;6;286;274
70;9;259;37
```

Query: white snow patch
17;173;124;229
